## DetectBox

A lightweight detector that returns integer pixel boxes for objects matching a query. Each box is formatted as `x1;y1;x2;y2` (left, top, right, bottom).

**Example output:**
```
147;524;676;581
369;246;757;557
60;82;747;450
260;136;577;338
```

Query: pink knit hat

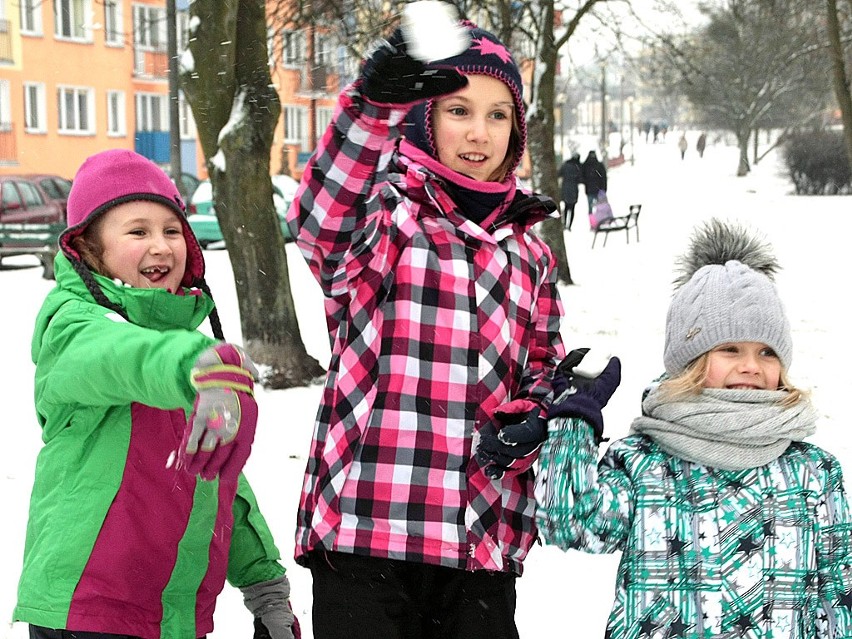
60;149;205;287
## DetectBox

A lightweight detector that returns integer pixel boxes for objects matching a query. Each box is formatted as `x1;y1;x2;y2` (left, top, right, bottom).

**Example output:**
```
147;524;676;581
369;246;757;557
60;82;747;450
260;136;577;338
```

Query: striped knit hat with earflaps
60;149;223;339
663;219;792;376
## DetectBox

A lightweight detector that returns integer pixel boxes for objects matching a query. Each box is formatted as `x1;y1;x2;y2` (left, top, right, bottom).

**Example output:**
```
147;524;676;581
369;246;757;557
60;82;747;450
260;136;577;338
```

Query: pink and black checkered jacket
287;85;566;575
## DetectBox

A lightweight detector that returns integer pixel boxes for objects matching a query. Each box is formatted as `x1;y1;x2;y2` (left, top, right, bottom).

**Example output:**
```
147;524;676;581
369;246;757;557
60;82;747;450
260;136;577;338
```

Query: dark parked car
0;174;68;279
32;174;73;214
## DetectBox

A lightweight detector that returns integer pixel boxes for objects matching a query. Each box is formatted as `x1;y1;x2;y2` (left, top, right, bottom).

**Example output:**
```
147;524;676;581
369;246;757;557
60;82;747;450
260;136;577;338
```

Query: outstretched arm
535;352;633;553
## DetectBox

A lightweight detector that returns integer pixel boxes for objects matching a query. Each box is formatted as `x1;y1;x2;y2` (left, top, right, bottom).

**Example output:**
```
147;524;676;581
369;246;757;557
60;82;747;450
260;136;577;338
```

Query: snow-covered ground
2;131;849;638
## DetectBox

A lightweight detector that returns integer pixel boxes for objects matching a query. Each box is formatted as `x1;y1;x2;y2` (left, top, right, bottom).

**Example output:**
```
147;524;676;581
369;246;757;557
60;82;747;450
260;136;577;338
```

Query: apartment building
0;0;341;183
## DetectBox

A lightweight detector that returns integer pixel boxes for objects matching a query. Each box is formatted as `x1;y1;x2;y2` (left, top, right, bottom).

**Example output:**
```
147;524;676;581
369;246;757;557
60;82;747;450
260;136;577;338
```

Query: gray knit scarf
630;388;817;471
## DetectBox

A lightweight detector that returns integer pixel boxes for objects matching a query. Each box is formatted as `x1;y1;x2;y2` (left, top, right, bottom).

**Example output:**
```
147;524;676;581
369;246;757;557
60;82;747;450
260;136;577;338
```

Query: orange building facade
0;0;341;184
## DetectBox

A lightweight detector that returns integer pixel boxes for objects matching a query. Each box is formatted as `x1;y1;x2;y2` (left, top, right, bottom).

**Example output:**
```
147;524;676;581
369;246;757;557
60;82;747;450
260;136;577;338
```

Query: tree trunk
736;130;751;176
181;0;323;388
827;0;852;173
529;1;572;285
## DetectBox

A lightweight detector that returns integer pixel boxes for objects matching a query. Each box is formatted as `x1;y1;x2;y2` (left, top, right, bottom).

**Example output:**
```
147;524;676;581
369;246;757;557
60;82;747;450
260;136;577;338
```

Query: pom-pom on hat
663;219;792;375
402;21;526;176
60;149;205;287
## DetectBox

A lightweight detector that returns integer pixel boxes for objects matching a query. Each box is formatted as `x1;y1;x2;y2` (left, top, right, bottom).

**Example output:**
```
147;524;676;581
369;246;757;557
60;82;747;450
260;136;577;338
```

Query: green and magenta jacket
14;253;284;639
536;417;852;639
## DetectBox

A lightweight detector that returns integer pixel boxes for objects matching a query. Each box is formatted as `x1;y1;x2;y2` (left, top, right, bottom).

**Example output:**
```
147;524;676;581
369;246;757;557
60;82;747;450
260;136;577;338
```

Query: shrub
784;131;852;195
782;130;851;195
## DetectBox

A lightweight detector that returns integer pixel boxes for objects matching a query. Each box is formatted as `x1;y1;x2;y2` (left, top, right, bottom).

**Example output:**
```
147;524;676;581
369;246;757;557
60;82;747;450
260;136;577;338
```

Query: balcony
133;47;169;80
0;122;17;164
0;19;13;63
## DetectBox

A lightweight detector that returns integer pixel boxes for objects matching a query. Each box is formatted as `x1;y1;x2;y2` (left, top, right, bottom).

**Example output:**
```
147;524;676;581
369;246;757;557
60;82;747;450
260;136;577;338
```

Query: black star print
820;459;834;473
763;519;775;537
638;617;661;637
804;571;816;587
737;535;761;556
838;589;852;611
667;616;692;638
667;534;688;557
727;478;744;492
734;614;755;633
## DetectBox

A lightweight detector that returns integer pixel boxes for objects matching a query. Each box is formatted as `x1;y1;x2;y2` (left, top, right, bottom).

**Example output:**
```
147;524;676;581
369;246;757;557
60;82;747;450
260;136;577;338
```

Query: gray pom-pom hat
663;219;792;376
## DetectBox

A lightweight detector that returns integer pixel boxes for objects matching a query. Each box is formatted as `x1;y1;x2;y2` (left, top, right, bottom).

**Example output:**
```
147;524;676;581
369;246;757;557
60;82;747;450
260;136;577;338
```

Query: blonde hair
658;352;805;408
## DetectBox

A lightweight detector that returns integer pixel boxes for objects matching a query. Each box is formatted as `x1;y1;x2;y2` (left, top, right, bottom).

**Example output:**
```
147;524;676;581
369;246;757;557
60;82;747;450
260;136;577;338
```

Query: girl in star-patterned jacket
537;219;852;639
286;10;565;639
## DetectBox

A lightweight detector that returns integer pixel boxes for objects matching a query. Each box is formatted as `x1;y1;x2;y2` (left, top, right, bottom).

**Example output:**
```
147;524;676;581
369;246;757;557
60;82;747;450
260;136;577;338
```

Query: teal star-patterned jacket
535;418;852;639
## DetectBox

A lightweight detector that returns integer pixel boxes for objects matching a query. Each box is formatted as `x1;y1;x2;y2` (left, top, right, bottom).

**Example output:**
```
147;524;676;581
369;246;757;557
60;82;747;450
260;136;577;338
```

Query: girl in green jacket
537;219;852;638
14;149;298;639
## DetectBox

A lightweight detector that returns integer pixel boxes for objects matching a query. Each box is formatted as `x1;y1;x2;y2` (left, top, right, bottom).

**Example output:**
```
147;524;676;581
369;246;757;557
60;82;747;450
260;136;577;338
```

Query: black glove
476;407;547;480
360;28;468;105
548;349;621;444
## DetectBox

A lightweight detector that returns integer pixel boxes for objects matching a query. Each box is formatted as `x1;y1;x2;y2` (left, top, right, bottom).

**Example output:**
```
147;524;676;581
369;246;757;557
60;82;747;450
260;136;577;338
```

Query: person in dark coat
581;150;607;215
558;152;582;230
696;131;707;158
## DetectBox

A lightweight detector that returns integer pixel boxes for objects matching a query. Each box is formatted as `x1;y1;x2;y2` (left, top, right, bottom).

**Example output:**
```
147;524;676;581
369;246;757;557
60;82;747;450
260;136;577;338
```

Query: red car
0;174;69;279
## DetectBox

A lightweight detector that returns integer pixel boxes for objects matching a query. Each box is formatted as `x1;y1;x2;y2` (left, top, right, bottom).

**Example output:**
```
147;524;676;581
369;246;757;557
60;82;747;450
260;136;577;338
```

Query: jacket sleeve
535;416;633;553
35;300;215;414
227;474;287;588
501;251;564;477
286;83;411;301
814;455;852;638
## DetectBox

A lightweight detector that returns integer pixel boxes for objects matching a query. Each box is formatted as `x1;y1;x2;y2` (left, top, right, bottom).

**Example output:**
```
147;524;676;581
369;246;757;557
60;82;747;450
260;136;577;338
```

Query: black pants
308;551;520;639
562;201;576;230
30;626;206;639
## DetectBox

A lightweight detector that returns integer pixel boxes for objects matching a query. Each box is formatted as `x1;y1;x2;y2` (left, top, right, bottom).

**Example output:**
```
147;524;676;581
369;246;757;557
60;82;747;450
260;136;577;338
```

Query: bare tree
646;0;828;176
827;0;852;171
180;0;323;388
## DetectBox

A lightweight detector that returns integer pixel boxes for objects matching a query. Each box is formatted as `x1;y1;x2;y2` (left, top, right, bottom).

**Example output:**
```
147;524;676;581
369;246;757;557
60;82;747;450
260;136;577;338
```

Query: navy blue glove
549;349;621;444
360;28;468;105
477;407;547;480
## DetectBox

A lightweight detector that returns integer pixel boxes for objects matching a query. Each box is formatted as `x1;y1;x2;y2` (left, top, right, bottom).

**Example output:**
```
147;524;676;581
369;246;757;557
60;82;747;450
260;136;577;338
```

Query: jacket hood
33;253;215;365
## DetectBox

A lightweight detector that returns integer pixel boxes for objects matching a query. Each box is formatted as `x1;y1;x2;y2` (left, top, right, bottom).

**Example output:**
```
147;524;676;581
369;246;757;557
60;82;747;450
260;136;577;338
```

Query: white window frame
0;80;11;131
283;105;308;150
315;33;333;68
281;29;305;67
20;0;43;36
24;82;47;133
57;85;95;134
316;107;333;138
176;10;189;51
104;0;123;47
106;90;126;136
54;0;92;42
135;92;167;132
178;93;196;139
133;4;166;52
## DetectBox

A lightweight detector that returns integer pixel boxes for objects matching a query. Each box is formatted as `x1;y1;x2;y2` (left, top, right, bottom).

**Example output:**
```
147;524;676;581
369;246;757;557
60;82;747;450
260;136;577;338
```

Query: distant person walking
581;150;607;216
696;131;707;158
558;152;582;230
678;133;688;160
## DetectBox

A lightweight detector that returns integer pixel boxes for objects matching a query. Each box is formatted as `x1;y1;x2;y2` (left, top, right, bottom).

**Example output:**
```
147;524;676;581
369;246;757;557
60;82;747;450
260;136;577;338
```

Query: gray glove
178;343;260;481
242;575;299;639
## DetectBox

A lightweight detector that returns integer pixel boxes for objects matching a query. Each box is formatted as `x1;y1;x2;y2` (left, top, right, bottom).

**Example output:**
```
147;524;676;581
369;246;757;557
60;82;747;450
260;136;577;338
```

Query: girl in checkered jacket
286;7;565;639
537;219;852;639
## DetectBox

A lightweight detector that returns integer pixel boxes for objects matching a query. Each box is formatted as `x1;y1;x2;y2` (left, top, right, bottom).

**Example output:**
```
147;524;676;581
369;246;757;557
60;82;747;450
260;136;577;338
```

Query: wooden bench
592;204;641;248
